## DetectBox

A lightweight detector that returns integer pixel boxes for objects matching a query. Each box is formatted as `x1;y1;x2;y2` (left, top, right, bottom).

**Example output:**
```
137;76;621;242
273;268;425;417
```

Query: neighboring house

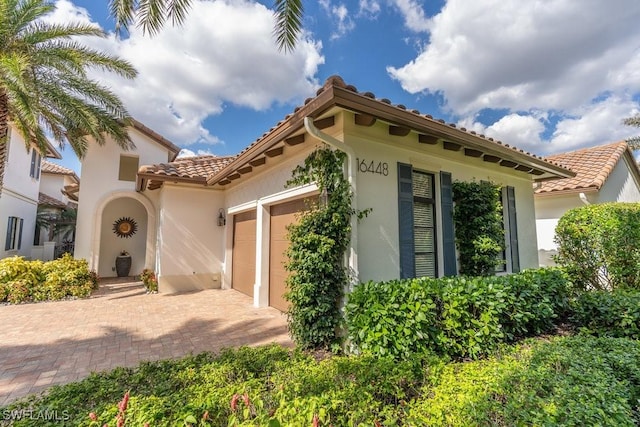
75;76;574;311
534;141;640;266
0;125;62;259
33;161;81;259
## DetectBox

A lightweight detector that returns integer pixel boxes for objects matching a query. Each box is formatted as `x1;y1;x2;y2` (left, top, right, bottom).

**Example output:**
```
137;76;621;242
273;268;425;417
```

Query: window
398;163;456;278
118;155;139;182
5;216;23;251
29;149;41;179
412;171;437;277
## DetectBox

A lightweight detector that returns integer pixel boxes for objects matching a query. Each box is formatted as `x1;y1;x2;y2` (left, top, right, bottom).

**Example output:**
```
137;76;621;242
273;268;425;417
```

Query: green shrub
555;202;640;291
346;268;570;359
0;254;96;303
452;180;505;276
570;290;640;339
140;269;158;292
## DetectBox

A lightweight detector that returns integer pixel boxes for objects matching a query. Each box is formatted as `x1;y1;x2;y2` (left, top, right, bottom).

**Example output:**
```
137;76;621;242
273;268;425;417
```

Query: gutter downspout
579;192;591;205
303;117;359;287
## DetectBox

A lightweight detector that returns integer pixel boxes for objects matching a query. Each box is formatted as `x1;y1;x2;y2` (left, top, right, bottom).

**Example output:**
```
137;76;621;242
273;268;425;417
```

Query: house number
356;158;389;176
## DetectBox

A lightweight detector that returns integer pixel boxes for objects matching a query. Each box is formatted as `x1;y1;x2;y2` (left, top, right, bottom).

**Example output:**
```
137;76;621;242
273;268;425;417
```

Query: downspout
579;192;591;205
303;117;358;287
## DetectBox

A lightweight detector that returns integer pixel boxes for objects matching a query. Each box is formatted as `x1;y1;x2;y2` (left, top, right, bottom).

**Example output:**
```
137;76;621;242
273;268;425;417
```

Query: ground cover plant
2;337;639;426
0;254;98;304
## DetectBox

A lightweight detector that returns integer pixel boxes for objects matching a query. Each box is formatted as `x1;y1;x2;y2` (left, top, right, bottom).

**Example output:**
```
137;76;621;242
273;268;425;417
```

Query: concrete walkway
0;278;291;406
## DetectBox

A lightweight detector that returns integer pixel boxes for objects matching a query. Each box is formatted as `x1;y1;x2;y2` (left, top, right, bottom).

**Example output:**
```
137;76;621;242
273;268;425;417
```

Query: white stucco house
74;76;575;311
535;141;640;266
0;125;62;259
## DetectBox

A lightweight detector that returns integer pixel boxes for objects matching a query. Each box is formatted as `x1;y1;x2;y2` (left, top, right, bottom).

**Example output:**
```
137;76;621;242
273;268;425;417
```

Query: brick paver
0;278;291;406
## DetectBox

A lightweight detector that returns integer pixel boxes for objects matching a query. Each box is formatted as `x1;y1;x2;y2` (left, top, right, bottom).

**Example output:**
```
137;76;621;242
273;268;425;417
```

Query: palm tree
109;0;303;53
0;0;138;191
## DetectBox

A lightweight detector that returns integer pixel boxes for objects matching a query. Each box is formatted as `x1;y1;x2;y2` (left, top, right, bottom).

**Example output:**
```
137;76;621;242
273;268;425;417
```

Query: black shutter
5;217;13;250
29;150;36;178
398;163;415;278
440;171;457;276
506;186;520;273
35;153;41;179
17;218;23;250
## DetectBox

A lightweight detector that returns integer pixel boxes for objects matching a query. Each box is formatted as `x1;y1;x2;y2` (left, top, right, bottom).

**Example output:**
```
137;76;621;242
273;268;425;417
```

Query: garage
269;198;310;311
232;210;257;298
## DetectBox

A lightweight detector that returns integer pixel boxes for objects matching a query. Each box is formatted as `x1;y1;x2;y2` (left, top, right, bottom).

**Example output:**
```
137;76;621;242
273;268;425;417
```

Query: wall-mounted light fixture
217;208;226;226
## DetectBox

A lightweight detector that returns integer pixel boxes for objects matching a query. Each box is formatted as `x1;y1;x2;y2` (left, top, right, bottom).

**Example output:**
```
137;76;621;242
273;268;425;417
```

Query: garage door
269;198;310;312
232;210;256;298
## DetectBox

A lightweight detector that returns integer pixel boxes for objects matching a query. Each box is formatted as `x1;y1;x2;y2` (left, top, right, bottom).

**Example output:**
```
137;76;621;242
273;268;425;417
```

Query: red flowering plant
140;269;158;293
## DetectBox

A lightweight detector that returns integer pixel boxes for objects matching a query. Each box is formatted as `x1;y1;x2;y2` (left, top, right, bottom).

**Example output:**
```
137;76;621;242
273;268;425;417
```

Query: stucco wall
594;156;640;203
0;129;40;258
75;128;170;272
340;110;539;282
156;185;226;293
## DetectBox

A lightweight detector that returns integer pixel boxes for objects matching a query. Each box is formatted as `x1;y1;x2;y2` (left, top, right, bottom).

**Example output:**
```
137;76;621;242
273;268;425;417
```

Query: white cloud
388;0;640;154
47;0;324;146
390;0;430;33
319;0;356;39
176;148;217;158
358;0;381;18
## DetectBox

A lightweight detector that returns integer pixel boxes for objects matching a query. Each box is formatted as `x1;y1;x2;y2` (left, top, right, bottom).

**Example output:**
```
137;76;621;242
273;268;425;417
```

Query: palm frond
137;0;167;36
273;0;303;53
110;0;137;36
166;0;193;26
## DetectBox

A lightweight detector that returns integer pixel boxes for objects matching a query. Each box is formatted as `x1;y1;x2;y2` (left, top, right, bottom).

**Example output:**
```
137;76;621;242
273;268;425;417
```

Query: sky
44;0;640;174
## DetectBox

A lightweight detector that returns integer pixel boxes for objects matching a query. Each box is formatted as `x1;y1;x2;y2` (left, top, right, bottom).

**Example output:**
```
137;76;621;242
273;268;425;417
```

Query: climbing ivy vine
284;146;366;349
452;180;505;276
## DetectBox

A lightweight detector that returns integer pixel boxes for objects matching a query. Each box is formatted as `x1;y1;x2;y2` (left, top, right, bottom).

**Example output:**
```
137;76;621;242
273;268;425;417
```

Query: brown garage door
232;210;256;298
269;198;311;312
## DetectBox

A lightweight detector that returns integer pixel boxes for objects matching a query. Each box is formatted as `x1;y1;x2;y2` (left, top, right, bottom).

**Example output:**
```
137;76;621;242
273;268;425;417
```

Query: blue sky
46;0;640;174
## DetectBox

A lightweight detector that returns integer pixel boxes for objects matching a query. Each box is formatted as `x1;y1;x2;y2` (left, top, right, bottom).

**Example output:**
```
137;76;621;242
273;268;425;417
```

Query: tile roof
38;192;67;208
130;119;181;161
41;160;80;183
137;155;235;190
535;141;633;194
205;75;574;186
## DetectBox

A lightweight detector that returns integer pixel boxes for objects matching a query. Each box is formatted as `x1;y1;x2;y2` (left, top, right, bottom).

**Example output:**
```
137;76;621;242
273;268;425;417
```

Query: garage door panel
269;198;314;312
232;210;256;298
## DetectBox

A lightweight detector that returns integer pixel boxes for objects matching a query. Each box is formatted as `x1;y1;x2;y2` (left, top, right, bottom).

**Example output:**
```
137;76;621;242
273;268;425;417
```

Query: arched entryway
95;194;152;278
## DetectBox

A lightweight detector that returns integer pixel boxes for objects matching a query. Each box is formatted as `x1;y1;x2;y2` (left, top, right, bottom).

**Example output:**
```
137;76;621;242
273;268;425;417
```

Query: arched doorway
98;197;148;278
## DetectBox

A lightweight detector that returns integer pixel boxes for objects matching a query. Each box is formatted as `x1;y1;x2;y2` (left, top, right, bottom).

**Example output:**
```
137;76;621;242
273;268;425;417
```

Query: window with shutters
29;149;41;179
412;171;437;278
5;216;23;251
398;163;445;279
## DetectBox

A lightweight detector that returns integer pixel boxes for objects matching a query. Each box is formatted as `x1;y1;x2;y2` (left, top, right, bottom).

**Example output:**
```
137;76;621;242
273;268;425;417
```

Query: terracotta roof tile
38;192;67;208
535;141;630;194
41;160;80;183
209;75;572;184
139;155;235;182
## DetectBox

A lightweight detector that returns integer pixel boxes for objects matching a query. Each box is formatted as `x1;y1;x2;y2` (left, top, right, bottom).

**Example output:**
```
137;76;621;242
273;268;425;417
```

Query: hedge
570;289;640;339
555;202;640;291
345;268;570;359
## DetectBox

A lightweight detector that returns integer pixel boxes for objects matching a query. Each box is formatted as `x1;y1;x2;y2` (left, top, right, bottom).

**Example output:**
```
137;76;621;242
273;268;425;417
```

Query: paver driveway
0;278;291;406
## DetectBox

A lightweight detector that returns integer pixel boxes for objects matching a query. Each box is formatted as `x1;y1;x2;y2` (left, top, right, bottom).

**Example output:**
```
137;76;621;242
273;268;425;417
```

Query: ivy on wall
284;147;368;349
452;181;505;276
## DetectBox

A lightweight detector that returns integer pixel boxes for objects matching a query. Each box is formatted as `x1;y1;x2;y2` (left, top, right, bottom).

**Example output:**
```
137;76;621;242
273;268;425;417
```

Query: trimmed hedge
570;290;640;339
0;254;98;304
345;268;570;359
555;203;640;291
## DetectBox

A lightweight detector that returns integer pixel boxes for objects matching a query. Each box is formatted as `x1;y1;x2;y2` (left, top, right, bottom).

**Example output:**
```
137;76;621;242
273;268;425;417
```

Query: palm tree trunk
0;89;9;194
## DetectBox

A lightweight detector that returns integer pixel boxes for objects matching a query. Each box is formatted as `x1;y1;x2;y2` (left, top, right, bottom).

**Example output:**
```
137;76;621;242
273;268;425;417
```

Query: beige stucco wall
222;110;541;307
75;128;171;274
339;110;539;282
156;184;226;293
